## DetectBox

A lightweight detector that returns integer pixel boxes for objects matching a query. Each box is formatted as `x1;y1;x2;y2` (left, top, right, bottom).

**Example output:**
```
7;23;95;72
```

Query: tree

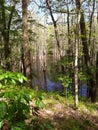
0;0;16;70
74;1;81;107
45;0;65;73
75;0;97;102
22;0;32;87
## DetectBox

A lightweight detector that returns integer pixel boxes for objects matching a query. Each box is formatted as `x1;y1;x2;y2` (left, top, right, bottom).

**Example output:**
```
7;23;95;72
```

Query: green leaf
4;5;14;11
0;101;7;119
0;121;4;129
11;79;16;85
18;78;23;83
0;70;27;85
0;83;2;88
11;127;23;130
35;99;44;108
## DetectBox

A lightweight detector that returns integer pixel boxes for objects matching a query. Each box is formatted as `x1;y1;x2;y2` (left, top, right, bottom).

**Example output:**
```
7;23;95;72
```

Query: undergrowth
0;69;98;130
0;69;53;130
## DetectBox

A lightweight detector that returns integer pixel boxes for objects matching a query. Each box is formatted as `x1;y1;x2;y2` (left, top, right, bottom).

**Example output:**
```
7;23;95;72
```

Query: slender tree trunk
46;0;65;73
1;0;10;70
74;10;80;108
0;0;16;70
80;12;91;66
43;68;47;90
43;50;47;90
22;0;32;87
21;44;26;76
67;2;71;46
74;38;79;108
89;0;95;47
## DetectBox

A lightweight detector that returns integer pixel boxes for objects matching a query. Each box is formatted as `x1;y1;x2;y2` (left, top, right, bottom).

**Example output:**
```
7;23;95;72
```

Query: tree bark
0;0;16;70
89;0;95;47
22;0;32;87
76;0;97;102
74;35;79;108
1;0;10;70
74;5;80;107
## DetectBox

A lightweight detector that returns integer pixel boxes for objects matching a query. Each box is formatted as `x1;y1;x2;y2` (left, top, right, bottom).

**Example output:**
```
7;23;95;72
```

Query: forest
0;0;98;130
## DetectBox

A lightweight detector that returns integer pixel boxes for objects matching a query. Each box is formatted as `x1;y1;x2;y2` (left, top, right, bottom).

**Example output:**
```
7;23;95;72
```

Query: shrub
0;68;27;85
0;70;45;129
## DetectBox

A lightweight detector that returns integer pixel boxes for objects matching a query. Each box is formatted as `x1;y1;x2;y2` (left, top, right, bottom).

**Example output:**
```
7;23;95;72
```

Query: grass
1;86;97;130
60;117;96;130
40;91;98;130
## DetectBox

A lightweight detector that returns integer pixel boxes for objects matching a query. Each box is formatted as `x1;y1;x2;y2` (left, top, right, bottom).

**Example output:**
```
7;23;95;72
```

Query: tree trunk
80;12;97;102
46;0;65;73
74;38;79;107
22;0;32;87
89;0;95;47
0;0;16;70
1;0;10;70
75;0;97;102
74;10;80;108
21;44;26;76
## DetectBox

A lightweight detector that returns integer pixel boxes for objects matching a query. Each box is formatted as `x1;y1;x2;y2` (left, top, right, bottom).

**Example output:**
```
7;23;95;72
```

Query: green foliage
58;76;73;98
11;122;28;130
35;92;44;108
60;114;96;130
0;70;45;129
58;76;72;88
0;69;27;85
78;65;97;82
30;117;54;130
78;71;90;81
0;101;7;119
61;118;86;130
0;69;46;129
86;103;98;112
0;85;46;129
0;121;4;129
49;55;74;82
0;85;33;129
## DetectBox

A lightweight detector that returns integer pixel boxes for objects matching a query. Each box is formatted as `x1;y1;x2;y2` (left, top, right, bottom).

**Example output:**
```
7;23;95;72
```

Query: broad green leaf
0;121;4;129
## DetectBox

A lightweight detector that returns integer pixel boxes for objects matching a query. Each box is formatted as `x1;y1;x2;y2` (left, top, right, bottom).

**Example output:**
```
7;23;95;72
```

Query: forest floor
30;92;98;130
